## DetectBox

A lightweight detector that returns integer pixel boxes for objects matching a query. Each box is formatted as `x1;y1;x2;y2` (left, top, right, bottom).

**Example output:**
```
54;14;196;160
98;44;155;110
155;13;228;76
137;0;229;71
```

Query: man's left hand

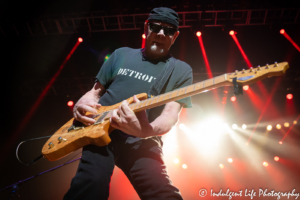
110;95;153;138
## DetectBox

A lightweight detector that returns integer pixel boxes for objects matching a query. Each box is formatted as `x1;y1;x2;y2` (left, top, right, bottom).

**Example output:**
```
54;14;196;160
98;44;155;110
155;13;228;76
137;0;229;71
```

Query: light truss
1;8;299;37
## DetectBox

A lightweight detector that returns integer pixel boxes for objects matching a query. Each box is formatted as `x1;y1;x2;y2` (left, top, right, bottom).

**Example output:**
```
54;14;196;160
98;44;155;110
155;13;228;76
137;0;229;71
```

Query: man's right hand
73;98;101;126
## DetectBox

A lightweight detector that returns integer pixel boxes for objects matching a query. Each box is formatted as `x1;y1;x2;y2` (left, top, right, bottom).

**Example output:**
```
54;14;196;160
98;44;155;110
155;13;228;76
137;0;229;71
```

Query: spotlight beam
281;31;300;52
231;34;252;68
0;39;82;163
197;35;220;103
247;77;281;144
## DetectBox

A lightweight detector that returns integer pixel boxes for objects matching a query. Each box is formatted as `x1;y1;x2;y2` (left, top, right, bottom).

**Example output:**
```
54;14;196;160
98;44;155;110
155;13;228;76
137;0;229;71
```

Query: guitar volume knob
48;142;54;149
58;137;67;143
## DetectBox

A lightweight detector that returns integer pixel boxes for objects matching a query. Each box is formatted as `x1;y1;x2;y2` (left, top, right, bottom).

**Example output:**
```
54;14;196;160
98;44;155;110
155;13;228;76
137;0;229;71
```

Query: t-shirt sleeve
174;67;193;108
95;50;118;89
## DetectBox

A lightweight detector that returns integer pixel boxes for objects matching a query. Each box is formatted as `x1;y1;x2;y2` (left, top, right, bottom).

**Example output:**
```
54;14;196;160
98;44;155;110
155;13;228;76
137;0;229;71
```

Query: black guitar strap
146;57;177;116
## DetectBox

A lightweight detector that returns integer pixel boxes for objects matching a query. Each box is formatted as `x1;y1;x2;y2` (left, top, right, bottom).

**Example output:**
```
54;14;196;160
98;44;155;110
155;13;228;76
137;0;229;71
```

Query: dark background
1;0;300;199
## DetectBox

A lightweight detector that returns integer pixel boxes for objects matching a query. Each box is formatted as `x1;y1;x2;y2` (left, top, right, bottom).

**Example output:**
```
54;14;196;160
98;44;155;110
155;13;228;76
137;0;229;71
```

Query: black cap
147;7;179;28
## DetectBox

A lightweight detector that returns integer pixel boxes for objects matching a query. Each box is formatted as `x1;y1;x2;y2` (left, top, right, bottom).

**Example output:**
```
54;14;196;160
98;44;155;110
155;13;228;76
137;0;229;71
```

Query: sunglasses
148;22;177;36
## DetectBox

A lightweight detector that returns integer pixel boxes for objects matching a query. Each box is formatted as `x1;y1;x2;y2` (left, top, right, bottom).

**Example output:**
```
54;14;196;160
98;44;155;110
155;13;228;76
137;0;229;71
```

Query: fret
184;86;188;94
176;88;180;97
135;102;142;109
145;99;149;106
140;100;147;108
213;77;215;85
164;92;172;100
157;94;165;102
203;80;205;88
149;97;155;105
193;83;196;91
162;93;167;101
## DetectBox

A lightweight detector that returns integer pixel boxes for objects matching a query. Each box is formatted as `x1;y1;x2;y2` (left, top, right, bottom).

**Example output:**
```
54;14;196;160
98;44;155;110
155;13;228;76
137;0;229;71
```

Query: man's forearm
147;101;182;137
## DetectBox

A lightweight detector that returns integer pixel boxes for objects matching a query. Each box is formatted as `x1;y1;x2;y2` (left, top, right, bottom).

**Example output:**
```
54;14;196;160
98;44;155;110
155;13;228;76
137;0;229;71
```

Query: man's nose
157;28;165;36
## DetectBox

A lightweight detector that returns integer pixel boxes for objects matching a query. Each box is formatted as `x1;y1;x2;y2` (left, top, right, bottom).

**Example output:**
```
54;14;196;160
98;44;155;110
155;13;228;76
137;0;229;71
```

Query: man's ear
172;31;180;44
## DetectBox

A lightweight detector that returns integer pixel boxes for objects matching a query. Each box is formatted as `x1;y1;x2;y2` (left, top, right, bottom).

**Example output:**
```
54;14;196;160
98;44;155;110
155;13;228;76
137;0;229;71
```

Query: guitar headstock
226;62;289;86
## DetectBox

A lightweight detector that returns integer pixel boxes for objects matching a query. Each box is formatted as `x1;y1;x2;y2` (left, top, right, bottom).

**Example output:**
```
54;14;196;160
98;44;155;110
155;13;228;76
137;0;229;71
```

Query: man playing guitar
64;7;193;200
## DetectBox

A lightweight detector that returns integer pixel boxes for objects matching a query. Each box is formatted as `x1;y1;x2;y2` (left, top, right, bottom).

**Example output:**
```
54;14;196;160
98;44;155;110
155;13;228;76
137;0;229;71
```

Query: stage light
104;54;110;61
173;158;179;164
230;96;236;102
179;123;186;130
274;156;279;161
228;158;233;163
232;124;237;129
229;30;235;35
263;162;268;167
142;34;146;39
284;122;289;127
243;85;249;91
182;164;187;169
67;101;74;107
267;125;272;131
279;141;283;144
242;124;247;130
219;164;224;169
294;120;297;125
78;37;83;43
276;124;281;129
280;29;285;34
286;94;293;100
196;31;201;37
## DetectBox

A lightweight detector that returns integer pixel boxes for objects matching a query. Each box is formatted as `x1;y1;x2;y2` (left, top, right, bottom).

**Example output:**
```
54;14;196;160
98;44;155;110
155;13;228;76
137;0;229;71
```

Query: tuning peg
257;65;261;70
250;67;253;72
274;62;278;67
242;69;246;73
266;64;269;69
235;70;238;75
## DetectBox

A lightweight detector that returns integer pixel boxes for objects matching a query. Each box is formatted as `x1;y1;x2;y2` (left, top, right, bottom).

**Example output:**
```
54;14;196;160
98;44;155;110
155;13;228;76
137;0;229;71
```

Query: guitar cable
16;135;51;166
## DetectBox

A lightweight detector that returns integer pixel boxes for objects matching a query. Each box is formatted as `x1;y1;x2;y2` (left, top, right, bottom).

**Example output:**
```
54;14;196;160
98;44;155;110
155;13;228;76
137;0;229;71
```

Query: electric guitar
42;62;289;161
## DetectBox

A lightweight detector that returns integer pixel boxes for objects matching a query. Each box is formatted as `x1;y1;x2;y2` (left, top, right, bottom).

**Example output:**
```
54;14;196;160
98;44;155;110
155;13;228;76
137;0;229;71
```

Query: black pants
64;131;183;200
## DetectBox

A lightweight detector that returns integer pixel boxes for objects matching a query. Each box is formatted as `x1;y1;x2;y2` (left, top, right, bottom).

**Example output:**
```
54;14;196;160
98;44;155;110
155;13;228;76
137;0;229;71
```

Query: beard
150;43;164;54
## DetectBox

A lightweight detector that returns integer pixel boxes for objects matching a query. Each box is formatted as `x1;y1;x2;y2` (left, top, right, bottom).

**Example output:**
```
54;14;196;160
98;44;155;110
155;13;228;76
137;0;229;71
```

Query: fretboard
128;73;229;112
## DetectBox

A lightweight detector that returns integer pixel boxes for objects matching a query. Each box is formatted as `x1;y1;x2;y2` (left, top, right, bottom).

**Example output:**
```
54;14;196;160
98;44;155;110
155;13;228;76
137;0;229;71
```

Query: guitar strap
146;57;177;116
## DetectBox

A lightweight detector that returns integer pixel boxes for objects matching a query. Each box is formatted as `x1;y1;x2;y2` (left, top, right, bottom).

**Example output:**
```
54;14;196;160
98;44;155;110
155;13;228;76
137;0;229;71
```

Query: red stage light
230;96;236;102
196;31;201;37
67;101;74;107
263;162;268;167
228;158;233;163
286;94;293;100
229;30;235;35
78;37;83;43
274;156;279;161
219;164;224;169
243;85;249;91
142;34;146;39
280;29;285;34
279;141;283;145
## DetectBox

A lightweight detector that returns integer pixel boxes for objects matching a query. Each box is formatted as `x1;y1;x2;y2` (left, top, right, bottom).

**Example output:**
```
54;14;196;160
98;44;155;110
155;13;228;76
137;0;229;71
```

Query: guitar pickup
68;120;85;132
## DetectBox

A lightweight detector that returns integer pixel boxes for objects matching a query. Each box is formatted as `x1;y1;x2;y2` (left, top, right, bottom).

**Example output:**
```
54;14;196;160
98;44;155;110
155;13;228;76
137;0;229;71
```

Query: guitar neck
129;74;231;112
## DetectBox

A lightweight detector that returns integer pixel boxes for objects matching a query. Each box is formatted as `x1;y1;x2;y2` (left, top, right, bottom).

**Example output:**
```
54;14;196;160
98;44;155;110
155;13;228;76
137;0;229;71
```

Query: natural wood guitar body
42;93;148;161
